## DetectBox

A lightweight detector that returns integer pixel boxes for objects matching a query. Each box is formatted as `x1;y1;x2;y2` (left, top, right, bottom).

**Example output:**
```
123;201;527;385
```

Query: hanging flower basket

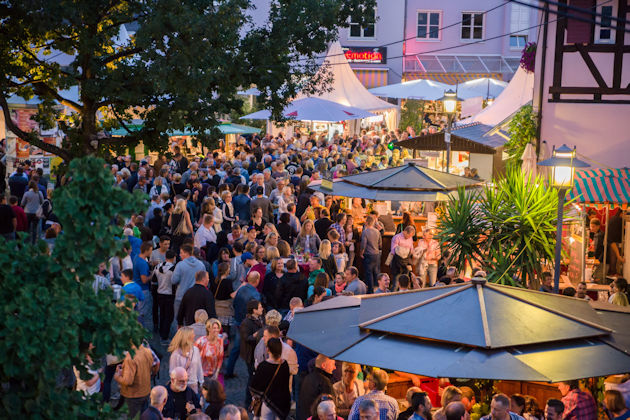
520;42;536;73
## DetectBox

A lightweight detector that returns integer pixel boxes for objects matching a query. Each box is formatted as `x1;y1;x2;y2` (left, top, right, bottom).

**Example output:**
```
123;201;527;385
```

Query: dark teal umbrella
288;280;630;381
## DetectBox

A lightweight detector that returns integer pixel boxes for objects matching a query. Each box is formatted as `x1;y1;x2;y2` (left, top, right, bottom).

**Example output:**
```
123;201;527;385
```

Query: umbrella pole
582;204;587;281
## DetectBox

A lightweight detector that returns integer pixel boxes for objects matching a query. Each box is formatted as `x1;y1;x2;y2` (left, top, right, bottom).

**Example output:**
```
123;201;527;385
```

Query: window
510;35;528;49
510;3;530;49
595;4;615;43
349;8;376;39
461;12;484;40
566;0;594;44
417;11;441;40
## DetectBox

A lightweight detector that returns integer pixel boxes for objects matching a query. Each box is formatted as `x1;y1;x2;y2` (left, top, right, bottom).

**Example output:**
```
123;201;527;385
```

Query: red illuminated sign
342;47;387;64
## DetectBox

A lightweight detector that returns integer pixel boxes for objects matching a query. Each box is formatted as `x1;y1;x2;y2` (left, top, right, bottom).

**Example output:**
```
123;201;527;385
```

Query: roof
308;162;483;202
569;168;630;204
109;121;261;137
396;123;506;154
295;42;397;112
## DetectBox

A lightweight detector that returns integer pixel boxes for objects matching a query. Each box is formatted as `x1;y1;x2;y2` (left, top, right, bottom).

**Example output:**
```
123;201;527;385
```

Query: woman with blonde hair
319;240;338;281
205;197;223;234
195;318;225;382
277;240;291;259
332;362;365;417
169;326;204;393
295;219;320;254
168;198;194;253
265;232;279;248
265;246;280;264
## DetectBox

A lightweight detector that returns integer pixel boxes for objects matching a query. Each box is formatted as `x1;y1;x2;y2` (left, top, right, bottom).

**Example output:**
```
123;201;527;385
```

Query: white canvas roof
458;67;534;126
296;42;397;113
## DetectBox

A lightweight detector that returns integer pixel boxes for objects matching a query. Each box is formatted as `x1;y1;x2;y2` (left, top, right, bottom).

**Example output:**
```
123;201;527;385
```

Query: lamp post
439;89;461;174
538;144;589;293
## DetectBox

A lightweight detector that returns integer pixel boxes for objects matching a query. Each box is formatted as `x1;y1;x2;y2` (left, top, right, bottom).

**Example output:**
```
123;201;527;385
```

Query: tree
0;0;375;162
399;100;424;135
436;170;559;288
0;157;147;418
504;104;537;169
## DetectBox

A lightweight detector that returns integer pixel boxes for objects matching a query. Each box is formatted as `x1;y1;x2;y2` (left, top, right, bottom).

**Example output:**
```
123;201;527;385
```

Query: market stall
565;169;630;287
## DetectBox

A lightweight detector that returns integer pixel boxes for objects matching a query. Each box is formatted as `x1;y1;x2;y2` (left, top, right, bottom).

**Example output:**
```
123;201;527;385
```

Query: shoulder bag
249;362;282;416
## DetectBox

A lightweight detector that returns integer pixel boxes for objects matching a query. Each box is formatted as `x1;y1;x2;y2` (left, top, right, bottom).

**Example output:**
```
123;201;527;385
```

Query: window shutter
566;0;595;44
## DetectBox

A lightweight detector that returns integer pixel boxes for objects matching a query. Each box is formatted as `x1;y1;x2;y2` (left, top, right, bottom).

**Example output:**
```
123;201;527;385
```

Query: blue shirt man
233;266;261;326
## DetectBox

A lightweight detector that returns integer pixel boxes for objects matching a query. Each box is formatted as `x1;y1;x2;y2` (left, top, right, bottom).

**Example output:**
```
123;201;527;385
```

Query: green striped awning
108;122;260;137
569;171;630;205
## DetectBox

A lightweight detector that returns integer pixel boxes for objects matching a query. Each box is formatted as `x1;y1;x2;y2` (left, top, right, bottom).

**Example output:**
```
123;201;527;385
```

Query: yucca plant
481;169;559;288
437;186;483;274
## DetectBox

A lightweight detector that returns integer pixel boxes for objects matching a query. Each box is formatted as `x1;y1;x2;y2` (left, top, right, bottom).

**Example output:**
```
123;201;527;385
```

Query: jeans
157;293;175;340
173;299;182;326
26;213;38;244
363;253;380;294
224;323;241;375
125;395;149;419
420;263;438;287
137;289;153;330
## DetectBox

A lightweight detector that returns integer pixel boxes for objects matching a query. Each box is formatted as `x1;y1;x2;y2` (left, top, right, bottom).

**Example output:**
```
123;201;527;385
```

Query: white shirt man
194;214;217;249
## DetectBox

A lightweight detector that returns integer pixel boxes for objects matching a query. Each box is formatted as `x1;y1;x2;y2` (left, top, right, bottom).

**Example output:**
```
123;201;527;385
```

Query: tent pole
582;204;587;281
603;205;609;281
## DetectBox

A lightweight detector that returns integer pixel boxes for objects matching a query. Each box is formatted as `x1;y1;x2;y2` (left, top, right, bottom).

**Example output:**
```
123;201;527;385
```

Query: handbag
249;362;282;416
395;245;411;259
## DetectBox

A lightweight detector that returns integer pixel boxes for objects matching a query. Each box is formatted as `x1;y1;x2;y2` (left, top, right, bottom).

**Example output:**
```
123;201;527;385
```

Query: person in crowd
192;309;210;341
417;228;439;288
557;380;597;420
319;240;338;281
360;215;382;293
140;385;169;420
113;344;154;419
0;194;17;240
155;249;176;342
220;404;242;420
433;386;463;420
539;272;553;293
195;318;225;382
609;278;629;306
604;390;630;420
543;399;564;420
163;367;202;420
169;326;204;394
344;267;367;296
408;392;432;420
481;394;525;420
250;337;292;420
169;198;194;253
296;219;321;255
445;401;468;420
397;387;423;420
333;362;365;418
173;244;208;319
20;180;43;244
389;226;415;291
201;378;227;420
240;299;264;406
298;355;336;420
177;270;217;327
349;369;399;420
373;273;391;294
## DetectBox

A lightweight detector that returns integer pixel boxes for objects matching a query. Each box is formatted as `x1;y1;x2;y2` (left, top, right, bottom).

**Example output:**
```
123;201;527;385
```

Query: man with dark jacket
232;184;251;224
177;271;216;327
275;259;308;313
162;367;201;420
8;167;28;202
314;208;334;240
297;354;336;420
240;299;264;406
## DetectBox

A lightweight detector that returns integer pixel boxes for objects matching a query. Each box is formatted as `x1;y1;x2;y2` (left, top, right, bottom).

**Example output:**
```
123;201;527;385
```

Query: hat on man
241;252;254;263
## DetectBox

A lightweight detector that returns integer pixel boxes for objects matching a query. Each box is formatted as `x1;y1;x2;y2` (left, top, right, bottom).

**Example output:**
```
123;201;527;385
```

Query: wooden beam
549;86;630;94
551;0;568;101
563;44;630;53
549;98;630;104
575;44;608;88
613;0;627;88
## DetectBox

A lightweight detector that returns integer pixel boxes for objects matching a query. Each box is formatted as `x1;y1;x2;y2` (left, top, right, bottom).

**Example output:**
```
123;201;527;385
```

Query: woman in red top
195;318;225;383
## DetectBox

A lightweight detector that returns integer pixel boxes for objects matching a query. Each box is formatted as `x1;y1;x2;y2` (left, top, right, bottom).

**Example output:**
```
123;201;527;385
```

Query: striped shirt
349;390;399;420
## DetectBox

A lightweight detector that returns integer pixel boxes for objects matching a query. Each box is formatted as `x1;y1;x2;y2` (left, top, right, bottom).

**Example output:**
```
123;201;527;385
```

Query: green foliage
0;0;376;161
436;170;559;288
0;157;147;418
399;100;424;135
505;105;538;169
437;186;483;272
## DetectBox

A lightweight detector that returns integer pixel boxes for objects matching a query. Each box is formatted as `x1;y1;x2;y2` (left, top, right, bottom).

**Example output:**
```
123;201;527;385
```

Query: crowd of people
1;129;629;420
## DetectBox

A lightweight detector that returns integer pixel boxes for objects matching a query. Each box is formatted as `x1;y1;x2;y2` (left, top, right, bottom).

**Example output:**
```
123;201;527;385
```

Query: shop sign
343;47;387;64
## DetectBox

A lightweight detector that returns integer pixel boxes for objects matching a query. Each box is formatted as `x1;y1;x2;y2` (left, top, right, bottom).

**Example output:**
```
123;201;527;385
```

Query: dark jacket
239;315;263;366
162;384;201;420
297;367;334;420
251;360;291;419
314;217;334;240
232;193;251;223
140;406;163;420
275;271;308;311
277;222;297;244
322;255;337;280
177;283;217;326
8;174;28;202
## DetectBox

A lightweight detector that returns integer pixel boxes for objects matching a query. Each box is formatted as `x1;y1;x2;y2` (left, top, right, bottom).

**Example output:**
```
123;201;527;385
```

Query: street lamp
538;144;589;293
438;89;461;173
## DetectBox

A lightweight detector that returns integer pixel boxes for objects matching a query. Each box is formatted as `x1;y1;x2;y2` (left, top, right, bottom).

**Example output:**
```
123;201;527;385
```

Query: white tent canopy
241;97;375;122
368;79;449;100
296;41;398;114
458;67;534;126
456;77;508;100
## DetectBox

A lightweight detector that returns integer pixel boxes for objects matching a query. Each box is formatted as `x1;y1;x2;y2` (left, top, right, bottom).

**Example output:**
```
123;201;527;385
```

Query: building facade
533;0;630;168
402;0;539;83
338;0;405;87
